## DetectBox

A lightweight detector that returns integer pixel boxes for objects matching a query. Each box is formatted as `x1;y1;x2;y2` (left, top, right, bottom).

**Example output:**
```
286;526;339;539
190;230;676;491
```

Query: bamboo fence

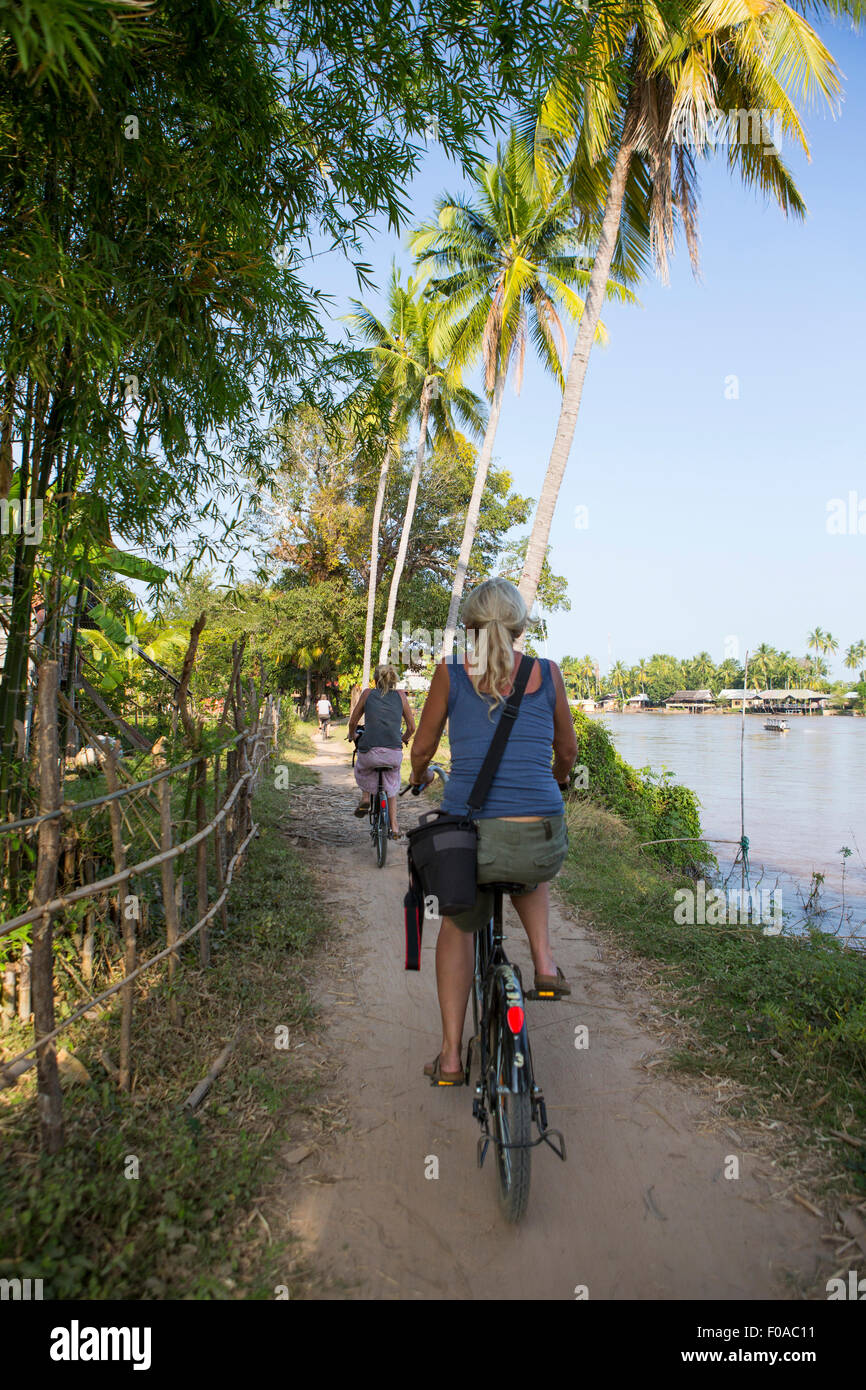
0;631;281;1153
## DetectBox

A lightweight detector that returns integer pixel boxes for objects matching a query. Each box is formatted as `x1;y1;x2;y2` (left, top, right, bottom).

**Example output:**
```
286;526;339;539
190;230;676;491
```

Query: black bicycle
352;724;389;868
410;766;566;1222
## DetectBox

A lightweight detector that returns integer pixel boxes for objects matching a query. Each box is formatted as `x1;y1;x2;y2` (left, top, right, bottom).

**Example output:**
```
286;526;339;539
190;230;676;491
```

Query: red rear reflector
506;1005;524;1034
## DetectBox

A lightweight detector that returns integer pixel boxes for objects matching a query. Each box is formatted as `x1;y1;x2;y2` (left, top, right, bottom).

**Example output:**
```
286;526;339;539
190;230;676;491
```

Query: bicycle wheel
371;784;387;868
488;1003;531;1222
375;806;387;866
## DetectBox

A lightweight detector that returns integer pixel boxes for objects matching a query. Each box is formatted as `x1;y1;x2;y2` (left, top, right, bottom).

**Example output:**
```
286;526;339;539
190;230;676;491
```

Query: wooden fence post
2;962;16;1026
31;660;64;1153
212;750;228;935
104;750;135;1090
153;738;183;1027
195;720;210;968
17;942;30;1021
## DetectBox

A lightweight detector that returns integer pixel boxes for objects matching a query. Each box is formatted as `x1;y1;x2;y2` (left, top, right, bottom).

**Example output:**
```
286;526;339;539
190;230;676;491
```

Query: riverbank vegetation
560;642;866;711
559;796;866;1193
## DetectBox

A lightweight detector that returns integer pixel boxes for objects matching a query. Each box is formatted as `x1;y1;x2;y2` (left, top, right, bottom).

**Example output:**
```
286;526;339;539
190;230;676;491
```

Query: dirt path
273;732;826;1300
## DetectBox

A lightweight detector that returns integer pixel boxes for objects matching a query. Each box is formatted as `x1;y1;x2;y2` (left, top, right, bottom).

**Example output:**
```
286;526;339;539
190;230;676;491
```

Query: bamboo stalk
31;660;64;1152
212;751;228;935
81;857;95;984
195;720;209;968
104;750;134;1091
182;1035;236;1112
153;738;183;1027
17;941;31;1020
2;962;15;1024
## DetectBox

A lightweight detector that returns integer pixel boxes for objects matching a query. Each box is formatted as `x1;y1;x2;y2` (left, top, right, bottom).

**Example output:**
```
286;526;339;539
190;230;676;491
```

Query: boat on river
764;717;789;732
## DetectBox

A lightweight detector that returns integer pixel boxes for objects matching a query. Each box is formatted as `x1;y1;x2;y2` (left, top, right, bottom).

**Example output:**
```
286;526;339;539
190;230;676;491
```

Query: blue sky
299;20;865;681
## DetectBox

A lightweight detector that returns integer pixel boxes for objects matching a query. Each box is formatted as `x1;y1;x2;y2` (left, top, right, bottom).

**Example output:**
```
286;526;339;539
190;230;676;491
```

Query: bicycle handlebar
400;762;448;796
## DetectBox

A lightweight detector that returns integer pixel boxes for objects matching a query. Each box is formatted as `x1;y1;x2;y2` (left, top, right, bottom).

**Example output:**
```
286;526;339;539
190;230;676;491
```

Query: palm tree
412;127;635;657
807;627;826;681
518;0;842;612
752;642;775;691
689;651;716;689
610;658;628;702
346;272;484;669
844;639;866;683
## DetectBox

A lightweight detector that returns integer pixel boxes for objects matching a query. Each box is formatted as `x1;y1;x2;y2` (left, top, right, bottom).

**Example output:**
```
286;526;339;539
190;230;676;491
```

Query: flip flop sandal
388;830;403;841
354;802;369;817
529;967;571;1000
423;1053;464;1086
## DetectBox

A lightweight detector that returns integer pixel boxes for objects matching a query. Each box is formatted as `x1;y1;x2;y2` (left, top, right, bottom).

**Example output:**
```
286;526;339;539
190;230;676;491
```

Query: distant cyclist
316;693;333;738
347;664;415;839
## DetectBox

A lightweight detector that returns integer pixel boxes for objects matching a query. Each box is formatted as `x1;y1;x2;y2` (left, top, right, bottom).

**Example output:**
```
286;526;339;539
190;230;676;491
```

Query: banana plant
78;608;189;694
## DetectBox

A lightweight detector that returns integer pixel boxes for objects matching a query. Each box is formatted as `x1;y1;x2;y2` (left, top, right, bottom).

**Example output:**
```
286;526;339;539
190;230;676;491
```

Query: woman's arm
346;687;368;740
409;660;449;783
399;690;416;744
549;661;578;785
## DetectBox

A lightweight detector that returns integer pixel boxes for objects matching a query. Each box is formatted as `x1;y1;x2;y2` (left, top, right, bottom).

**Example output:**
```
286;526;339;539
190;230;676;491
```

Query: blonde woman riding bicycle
409;577;578;1085
348;663;415;840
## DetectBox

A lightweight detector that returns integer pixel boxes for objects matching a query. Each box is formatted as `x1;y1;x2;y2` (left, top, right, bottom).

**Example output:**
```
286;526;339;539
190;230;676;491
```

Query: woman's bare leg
510;883;557;978
387;794;399;833
435;918;474;1072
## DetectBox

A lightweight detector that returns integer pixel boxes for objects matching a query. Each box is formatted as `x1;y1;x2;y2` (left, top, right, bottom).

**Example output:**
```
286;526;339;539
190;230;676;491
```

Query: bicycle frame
369;767;388;866
466;887;566;1170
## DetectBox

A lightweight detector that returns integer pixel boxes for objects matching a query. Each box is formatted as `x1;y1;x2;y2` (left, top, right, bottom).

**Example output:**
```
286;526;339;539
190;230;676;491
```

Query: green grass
0;730;331;1299
559;798;866;1192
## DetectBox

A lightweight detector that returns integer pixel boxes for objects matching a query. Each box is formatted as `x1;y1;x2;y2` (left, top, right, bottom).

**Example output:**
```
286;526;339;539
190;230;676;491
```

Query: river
589;712;866;939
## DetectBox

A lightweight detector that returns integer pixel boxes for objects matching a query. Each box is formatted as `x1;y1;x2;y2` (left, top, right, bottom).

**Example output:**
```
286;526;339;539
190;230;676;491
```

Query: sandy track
274;733;825;1300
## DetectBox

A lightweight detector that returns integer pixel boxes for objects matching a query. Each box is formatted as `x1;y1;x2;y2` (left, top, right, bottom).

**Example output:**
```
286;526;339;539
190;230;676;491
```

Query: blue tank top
440;657;564;819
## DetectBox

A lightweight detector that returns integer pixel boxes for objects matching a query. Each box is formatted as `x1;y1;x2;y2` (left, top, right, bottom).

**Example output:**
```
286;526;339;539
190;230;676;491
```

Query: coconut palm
610;658;629;702
807;627;826;681
518;0;843;612
752;642;775;690
346;271;485;669
844;639;866;683
411;127;636;656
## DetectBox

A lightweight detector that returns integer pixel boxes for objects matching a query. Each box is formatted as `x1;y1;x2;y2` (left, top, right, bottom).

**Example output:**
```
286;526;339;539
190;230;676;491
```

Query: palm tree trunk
519;98;639;615
441;367;506;660
361;437;394;692
378;389;431;667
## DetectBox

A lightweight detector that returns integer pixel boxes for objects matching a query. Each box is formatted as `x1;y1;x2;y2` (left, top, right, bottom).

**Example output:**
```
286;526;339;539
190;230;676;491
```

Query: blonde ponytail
374;663;398;693
460;577;528;716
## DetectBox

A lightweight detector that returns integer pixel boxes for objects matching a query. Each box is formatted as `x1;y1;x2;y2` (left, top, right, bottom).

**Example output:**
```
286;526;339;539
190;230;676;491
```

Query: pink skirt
354;745;403;798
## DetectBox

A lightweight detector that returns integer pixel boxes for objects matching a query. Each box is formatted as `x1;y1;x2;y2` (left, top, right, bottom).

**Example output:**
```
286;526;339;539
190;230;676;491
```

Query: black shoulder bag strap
465;654;534;816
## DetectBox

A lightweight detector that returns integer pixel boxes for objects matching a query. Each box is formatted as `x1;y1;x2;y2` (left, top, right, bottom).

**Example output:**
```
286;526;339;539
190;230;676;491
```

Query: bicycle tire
373;795;387;868
488;1003;531;1222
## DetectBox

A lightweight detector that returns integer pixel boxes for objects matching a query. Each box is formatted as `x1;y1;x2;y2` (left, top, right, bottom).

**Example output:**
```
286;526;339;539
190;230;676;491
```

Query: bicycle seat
483;880;532;895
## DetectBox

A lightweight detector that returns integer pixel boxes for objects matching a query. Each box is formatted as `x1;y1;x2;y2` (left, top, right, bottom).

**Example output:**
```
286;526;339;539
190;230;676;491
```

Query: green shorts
448;815;568;935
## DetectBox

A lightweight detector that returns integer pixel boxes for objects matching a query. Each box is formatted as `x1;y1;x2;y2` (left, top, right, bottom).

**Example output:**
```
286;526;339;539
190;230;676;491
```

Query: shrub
567;709;714;875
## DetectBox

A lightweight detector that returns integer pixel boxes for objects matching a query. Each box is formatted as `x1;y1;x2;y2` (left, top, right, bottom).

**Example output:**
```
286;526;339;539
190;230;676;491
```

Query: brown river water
590;712;866;938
